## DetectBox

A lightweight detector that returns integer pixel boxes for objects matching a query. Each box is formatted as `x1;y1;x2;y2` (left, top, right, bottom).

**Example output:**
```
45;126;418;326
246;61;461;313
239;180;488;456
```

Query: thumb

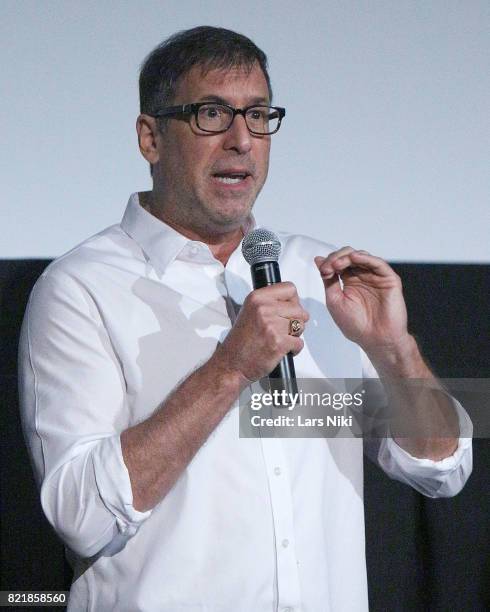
314;256;342;296
314;255;326;270
314;255;340;289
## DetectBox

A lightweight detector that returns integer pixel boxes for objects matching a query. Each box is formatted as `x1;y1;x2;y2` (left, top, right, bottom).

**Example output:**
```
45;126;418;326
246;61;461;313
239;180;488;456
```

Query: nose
222;113;252;154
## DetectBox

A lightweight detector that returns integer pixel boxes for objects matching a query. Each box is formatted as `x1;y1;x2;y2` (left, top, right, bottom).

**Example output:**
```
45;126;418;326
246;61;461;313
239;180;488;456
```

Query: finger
321;254;357;276
315;246;356;277
253;281;299;301
315;246;357;278
287;336;304;356
316;246;370;266
317;250;393;279
347;251;394;277
277;307;310;324
283;316;306;337
329;245;356;260
322;273;344;305
315;256;339;281
275;296;309;319
315;258;343;295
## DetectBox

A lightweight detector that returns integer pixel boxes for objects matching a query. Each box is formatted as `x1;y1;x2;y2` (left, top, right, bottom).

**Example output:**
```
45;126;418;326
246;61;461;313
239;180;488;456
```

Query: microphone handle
250;261;298;397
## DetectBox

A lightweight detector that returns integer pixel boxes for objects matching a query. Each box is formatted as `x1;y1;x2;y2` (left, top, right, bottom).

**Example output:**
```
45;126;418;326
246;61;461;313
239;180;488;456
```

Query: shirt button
283;608;293;612
282;538;289;548
274;467;281;476
189;245;199;256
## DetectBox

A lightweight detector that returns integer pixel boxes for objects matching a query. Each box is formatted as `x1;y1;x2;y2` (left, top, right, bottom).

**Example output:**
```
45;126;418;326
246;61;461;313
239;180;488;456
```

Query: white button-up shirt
18;193;472;612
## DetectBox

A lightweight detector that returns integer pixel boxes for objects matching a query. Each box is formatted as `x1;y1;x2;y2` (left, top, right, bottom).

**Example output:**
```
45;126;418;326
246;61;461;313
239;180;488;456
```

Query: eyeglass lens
196;104;279;134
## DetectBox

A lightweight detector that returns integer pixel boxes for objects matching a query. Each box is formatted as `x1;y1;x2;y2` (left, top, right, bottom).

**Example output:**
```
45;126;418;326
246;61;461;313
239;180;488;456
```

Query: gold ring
289;319;303;337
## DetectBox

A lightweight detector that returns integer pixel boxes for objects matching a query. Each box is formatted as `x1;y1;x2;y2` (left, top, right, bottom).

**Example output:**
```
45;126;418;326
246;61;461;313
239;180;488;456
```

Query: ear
136;114;160;165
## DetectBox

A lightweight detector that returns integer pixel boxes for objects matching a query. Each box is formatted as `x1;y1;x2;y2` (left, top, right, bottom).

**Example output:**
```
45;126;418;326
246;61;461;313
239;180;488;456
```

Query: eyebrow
197;95;271;106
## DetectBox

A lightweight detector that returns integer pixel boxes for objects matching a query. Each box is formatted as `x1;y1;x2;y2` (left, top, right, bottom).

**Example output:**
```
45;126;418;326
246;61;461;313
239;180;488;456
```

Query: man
19;26;471;611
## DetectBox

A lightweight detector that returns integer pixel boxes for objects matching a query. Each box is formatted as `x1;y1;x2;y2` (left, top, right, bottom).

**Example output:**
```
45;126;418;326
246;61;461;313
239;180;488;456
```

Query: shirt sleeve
360;349;473;498
18;267;152;559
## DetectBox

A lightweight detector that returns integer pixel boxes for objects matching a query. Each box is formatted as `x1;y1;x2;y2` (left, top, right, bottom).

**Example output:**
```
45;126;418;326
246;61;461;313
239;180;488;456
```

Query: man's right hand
213;281;309;383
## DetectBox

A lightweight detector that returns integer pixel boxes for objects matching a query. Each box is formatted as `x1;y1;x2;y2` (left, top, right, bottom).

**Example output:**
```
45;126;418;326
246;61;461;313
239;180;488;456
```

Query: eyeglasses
151;103;286;135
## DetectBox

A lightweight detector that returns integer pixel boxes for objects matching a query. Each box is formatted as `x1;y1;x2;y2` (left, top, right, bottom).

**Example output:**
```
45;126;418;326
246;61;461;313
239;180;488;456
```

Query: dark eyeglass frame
150;102;286;135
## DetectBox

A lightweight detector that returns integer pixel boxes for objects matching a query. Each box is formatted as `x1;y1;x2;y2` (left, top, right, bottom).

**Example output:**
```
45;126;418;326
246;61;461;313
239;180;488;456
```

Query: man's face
152;63;271;234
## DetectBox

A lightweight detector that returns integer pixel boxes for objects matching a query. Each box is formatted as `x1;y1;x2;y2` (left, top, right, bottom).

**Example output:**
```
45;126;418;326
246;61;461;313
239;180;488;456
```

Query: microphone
241;228;298;399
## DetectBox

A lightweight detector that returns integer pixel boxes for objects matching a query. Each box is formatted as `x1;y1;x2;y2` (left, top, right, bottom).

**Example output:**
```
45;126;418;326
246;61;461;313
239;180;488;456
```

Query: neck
139;191;245;266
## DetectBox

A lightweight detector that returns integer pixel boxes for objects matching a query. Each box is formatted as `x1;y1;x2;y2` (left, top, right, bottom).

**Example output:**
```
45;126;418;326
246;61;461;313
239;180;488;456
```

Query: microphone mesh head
241;228;281;265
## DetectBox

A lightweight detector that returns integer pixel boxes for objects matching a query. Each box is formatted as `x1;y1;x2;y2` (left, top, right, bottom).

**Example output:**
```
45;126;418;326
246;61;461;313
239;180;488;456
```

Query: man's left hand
314;246;410;356
315;247;461;459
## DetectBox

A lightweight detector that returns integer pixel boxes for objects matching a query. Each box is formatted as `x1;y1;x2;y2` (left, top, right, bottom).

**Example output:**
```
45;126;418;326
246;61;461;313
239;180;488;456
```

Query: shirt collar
120;192;256;274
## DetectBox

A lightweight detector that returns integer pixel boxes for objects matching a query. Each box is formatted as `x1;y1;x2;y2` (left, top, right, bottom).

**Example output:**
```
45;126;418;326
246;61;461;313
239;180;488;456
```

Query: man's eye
247;108;269;122
200;105;221;119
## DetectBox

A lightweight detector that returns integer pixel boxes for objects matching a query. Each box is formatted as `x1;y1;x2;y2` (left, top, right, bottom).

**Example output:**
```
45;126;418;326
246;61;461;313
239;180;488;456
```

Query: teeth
216;176;244;184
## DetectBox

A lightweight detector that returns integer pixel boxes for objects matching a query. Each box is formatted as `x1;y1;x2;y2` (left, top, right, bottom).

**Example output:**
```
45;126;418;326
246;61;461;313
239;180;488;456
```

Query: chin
207;201;254;229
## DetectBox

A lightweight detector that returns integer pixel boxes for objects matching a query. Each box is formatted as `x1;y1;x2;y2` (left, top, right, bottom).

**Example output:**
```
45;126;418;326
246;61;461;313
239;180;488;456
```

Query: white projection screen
1;1;488;262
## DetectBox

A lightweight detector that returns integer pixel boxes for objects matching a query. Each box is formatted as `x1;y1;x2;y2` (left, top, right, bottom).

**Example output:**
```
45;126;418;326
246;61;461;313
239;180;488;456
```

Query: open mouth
212;172;251;185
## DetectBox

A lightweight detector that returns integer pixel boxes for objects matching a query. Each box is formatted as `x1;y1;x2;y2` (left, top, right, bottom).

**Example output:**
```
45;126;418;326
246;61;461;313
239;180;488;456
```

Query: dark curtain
1;260;489;610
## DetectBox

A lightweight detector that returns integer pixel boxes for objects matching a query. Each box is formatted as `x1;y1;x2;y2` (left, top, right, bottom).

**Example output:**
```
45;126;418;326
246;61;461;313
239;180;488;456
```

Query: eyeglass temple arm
152;105;193;118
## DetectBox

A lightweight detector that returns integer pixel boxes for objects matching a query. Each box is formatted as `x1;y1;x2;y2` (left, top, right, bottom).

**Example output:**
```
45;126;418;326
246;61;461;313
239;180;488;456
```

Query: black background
1;260;489;611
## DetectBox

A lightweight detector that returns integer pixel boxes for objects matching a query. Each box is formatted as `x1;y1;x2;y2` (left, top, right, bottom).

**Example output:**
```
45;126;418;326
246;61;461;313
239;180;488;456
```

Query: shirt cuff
378;398;473;497
92;434;152;536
